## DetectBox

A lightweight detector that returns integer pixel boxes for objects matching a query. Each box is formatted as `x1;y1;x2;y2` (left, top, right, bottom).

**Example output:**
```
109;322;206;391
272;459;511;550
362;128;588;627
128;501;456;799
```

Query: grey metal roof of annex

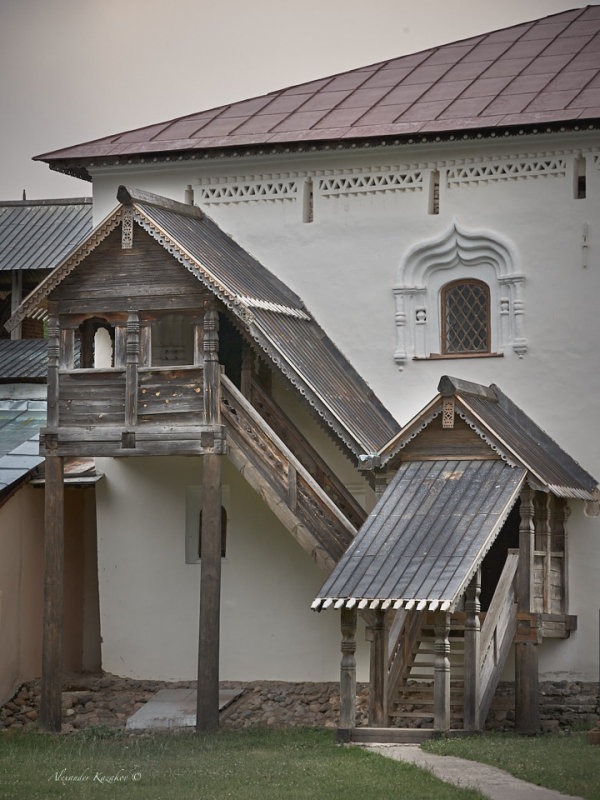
0;339;48;381
0;198;92;272
313;459;526;612
0;385;46;493
35;7;600;180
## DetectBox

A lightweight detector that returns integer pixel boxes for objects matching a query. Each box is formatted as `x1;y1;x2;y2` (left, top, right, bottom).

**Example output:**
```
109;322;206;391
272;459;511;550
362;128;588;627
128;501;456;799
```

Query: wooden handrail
479;550;519;724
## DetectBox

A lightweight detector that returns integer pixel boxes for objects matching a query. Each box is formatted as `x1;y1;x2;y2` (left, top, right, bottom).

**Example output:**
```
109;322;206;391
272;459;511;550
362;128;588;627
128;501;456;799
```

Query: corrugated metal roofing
460;384;597;498
378;376;598;500
0;339;48;380
36;7;600;177
0;198;92;272
313;459;526;611
0;388;46;492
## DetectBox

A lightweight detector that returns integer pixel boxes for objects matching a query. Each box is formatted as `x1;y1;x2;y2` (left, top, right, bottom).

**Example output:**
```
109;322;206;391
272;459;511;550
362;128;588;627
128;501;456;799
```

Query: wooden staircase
388;612;467;728
385;552;520;731
220;373;358;571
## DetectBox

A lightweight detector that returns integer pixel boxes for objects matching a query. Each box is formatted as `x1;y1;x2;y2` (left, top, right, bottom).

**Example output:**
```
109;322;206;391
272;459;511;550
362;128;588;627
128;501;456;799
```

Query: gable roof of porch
312;458;526;612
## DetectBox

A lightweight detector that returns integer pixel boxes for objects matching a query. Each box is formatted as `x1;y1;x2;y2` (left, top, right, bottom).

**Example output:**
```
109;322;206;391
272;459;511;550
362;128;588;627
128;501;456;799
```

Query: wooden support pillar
339;608;357;735
515;484;540;733
125;312;139;428
240;345;252;399
40;308;64;732
434;610;451;732
10;270;22;340
368;610;388;726
40;452;65;732
464;569;481;731
197;303;222;733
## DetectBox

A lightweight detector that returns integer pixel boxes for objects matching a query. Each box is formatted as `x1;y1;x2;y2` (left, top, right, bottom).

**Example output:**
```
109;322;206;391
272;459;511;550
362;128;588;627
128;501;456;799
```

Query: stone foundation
0;673;597;733
486;681;600;732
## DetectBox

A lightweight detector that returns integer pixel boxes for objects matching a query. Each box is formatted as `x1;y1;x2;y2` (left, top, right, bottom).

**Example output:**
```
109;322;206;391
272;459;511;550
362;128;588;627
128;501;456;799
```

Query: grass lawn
423;732;600;800
0;727;486;800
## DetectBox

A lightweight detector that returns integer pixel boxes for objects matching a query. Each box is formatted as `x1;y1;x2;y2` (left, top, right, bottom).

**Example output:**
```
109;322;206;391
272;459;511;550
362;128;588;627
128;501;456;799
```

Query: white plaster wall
91;131;600;680
95;455;369;682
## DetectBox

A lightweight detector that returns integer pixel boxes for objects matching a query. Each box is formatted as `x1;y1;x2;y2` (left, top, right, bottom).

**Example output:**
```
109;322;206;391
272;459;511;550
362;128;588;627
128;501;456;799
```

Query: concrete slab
359;744;585;800
126;688;243;730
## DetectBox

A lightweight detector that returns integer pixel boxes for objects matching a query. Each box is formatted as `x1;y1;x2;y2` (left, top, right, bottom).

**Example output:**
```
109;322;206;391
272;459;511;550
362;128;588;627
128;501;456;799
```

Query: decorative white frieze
446;157;567;186
317;167;424;196
198;177;299;204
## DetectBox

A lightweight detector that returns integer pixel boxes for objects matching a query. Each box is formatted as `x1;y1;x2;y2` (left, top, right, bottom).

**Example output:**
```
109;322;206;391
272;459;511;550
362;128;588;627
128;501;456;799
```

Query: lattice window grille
198;180;299;204
442;280;490;355
446;158;567;186
318;170;424;197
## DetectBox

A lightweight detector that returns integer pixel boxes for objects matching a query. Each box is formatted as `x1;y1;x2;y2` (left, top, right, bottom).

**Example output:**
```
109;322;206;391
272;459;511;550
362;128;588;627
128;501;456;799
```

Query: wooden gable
50;226;207;315
386;404;498;466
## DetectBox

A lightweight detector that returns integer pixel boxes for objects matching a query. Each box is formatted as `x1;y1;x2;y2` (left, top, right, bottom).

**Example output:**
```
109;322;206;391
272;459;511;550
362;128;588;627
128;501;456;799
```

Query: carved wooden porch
314;376;596;742
10;187;401;733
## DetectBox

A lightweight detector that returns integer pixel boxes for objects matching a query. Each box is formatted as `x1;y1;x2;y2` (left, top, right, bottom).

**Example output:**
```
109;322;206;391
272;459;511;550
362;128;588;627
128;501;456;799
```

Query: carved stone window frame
393;221;527;369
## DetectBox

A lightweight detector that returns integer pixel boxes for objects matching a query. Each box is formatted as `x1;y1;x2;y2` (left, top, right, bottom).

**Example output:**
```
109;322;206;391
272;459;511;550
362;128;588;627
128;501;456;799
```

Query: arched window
441;279;490;355
393;222;527;369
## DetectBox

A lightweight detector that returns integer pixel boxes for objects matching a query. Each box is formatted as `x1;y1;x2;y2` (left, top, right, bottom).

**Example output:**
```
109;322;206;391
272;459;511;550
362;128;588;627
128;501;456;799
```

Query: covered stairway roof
7;187;399;458
312;459;526;612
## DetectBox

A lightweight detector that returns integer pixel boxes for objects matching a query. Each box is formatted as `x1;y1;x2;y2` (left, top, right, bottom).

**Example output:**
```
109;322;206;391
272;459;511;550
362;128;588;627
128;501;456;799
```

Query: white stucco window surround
393;221;527;369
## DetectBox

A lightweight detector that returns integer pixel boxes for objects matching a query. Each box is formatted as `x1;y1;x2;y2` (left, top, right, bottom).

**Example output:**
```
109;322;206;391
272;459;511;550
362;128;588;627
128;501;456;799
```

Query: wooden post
464;569;481;731
40;309;65;732
434;611;451;732
197;303;222;733
40;452;65;732
240;345;252;399
515;485;540;733
10;270;22;340
368;610;388;726
339;608;357;737
125;312;139;428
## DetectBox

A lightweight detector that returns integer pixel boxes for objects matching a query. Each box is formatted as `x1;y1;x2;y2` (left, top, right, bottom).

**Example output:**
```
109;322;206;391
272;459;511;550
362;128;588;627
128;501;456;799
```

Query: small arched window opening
79;318;115;368
198;506;227;559
441;279;490;355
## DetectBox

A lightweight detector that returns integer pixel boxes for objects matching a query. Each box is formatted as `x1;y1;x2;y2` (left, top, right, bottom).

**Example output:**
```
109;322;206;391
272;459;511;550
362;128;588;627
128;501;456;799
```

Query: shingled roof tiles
37;7;600;173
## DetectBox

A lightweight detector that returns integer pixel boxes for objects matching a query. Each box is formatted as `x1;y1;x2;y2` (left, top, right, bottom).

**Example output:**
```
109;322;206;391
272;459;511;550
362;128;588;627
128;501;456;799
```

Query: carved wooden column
368;610;388;726
197;303;222;733
464;569;481;731
240;345;253;399
125;312;139;428
434;611;451;732
515;485;540;733
339;607;357;738
40;308;64;732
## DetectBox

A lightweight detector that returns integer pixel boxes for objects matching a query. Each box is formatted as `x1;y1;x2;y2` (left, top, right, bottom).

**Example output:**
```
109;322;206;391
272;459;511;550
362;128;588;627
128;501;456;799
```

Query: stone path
360;743;585;800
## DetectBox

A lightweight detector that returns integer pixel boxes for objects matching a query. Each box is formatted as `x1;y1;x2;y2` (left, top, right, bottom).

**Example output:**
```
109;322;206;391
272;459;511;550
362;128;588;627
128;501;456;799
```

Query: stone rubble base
0;673;597;734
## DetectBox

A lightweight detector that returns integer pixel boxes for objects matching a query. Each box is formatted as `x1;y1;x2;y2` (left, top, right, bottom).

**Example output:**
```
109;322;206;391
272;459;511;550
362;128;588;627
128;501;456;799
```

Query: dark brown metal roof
36;7;600;178
313;459;526;611
0;198;92;272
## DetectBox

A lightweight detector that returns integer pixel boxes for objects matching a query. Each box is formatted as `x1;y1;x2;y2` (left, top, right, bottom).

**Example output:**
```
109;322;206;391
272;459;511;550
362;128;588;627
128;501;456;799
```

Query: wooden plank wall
51;228;206;313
